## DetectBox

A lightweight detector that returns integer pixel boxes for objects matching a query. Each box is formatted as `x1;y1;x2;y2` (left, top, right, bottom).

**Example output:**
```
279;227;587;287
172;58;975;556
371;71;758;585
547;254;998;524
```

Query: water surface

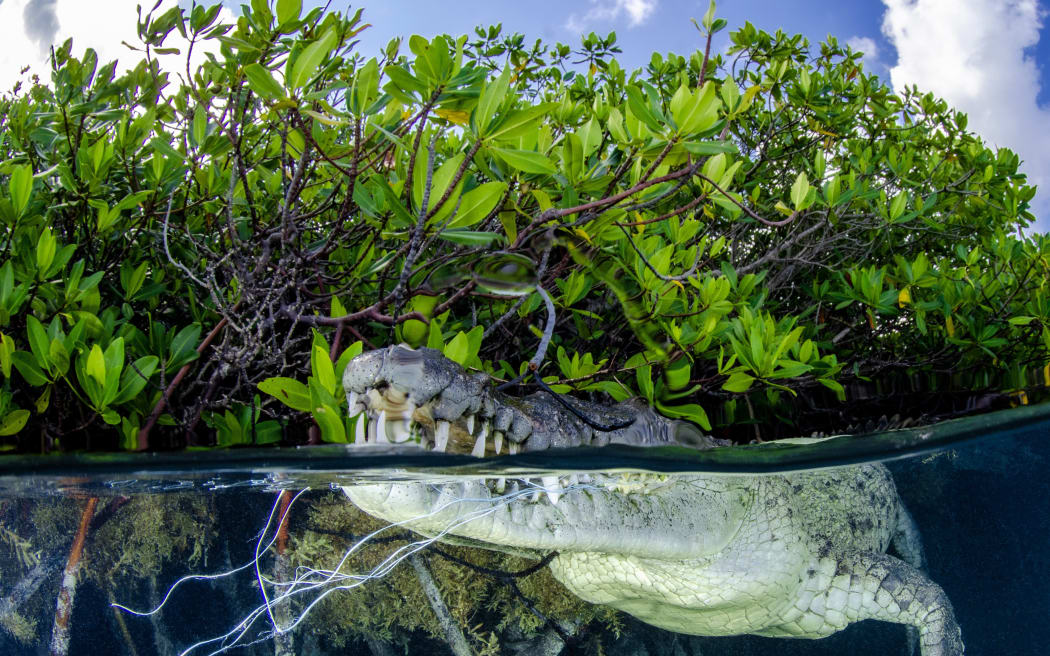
0;403;1047;655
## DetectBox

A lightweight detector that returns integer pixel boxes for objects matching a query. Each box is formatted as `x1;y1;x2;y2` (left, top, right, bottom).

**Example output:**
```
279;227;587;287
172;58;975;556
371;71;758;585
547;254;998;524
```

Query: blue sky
349;0;1048;103
353;1;889;73
0;0;1047;231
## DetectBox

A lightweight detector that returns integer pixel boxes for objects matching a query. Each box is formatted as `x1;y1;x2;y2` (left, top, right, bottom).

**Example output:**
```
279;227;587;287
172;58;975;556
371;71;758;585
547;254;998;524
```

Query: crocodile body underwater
339;346;964;655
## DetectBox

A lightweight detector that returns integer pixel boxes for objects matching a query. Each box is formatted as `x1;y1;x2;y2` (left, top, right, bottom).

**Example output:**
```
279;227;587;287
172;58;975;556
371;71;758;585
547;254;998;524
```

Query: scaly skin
340;346;964;655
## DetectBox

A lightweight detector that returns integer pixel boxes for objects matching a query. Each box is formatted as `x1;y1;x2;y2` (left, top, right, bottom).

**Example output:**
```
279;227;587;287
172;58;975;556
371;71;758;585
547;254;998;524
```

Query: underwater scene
0;401;1047;656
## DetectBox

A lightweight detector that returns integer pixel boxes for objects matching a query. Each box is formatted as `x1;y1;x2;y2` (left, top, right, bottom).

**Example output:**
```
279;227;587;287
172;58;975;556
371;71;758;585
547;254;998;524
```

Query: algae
285;492;622;654
91;495;215;581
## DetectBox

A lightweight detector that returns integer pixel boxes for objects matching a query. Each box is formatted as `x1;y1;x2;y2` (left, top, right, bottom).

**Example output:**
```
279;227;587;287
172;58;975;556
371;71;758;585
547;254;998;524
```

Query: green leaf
254;420;283;445
35;386;51;413
818;378;845;400
258;377;312;412
353;58;380;112
113;356;160;405
414;152;463;214
168;323;201;373
384;65;427;101
488;104;554;142
625;84;663;133
475;66;511;136
0;410;30;436
673;81;719;134
664;358;691;391
308;376;337;408
313;403;347;443
0;332;13;378
682;140;738;155
447;181;506;228
489;147;557;175
702;152;726;182
290;27;338;89
770;361;813;378
25;316;51;372
86;344;106;388
244;63;286;100
656;402;712;431
191;106;207;146
102;338;125;404
1008;316;1035;326
437;229;505;246
312;344;337;396
9;164;32;218
636;364;654;402
700;0;717;29
888;191;907;222
443;331;470;366
11;352;48;386
824;175;840;207
275;0;301;24
48;339;69;376
36;228;56;276
790;172;809;211
722;371;755;393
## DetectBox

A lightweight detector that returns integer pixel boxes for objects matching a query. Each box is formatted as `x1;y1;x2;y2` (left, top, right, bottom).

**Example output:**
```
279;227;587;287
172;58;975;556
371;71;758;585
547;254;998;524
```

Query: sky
0;0;1046;233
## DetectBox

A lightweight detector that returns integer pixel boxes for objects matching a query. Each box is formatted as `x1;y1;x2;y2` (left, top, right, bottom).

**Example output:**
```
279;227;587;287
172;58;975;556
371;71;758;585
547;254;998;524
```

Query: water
0;402;1047;655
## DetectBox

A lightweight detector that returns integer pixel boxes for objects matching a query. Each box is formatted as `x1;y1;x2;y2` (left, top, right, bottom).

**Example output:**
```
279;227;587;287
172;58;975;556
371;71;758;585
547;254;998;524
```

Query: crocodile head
337;348;791;564
341;345;740;557
342;344;720;457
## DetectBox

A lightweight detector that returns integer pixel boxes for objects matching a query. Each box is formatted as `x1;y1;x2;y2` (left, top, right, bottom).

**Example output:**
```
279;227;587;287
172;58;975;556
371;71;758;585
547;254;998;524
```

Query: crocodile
339;345;964;655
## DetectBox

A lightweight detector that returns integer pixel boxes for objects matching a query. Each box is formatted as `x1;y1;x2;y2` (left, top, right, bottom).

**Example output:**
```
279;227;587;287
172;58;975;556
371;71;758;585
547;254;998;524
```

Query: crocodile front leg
762;551;964;655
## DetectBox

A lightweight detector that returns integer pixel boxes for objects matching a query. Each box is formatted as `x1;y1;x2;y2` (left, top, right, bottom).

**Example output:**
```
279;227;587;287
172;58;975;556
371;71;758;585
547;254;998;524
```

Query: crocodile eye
390;346;423;366
674;421;712;448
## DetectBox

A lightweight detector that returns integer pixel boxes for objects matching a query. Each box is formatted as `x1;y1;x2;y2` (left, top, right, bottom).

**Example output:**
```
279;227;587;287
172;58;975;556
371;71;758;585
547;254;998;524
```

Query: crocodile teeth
434;421;451;452
465;414;475;435
388;419;412;443
494;478;506;493
541;476;562;505
353;415;366;444
470;422;489;457
375;410;390;443
347;391;364;416
493;430;504;455
508;442;519;455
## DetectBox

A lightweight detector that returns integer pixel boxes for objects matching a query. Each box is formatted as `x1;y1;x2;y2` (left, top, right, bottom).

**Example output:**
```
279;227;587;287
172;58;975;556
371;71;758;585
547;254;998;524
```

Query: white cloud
566;0;658;33
0;0;235;94
845;35;880;68
880;0;1050;233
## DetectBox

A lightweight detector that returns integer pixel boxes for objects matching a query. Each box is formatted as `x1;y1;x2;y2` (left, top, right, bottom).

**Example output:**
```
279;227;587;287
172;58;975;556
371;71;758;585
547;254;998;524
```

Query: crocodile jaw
342;474;750;561
342;345;719;457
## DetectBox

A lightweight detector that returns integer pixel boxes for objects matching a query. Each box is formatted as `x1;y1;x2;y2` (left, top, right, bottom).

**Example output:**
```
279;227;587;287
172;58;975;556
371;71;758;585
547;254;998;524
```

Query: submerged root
112;478;620;656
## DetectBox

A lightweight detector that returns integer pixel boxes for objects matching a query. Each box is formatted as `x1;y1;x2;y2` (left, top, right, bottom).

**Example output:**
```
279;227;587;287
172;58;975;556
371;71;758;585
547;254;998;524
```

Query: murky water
0;403;1047;655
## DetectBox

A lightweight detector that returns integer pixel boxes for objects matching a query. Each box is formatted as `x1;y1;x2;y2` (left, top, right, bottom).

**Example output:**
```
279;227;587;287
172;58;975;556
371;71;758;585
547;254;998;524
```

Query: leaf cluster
0;1;1047;450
